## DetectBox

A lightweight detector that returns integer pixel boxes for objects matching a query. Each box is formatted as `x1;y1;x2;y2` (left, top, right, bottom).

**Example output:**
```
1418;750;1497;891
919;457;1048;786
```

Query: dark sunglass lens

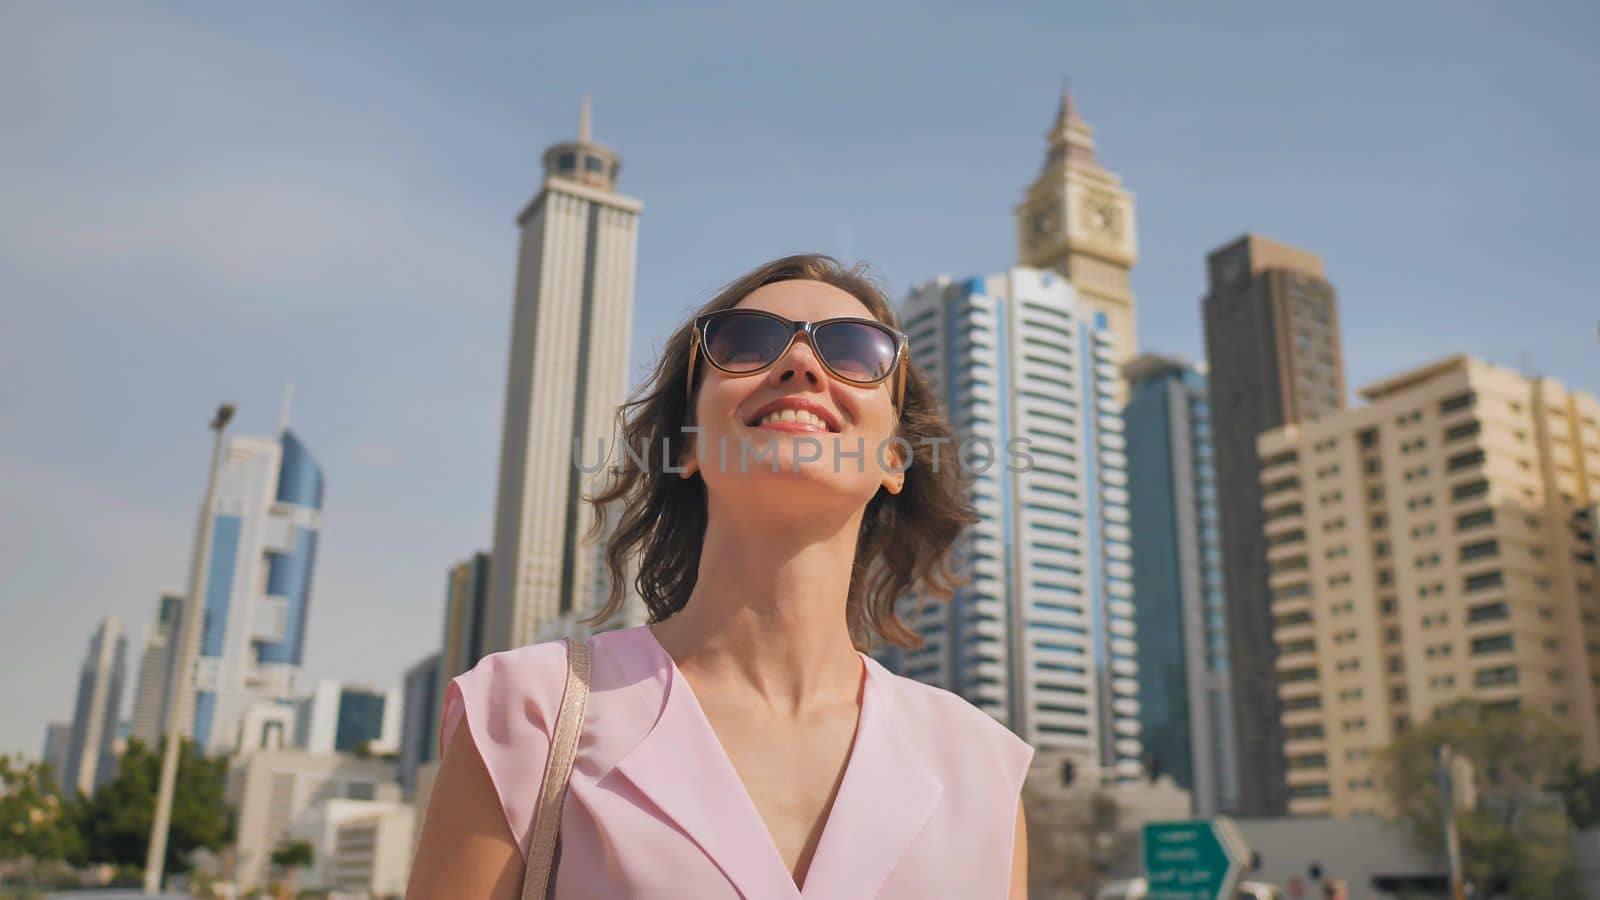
814;321;897;382
703;312;790;372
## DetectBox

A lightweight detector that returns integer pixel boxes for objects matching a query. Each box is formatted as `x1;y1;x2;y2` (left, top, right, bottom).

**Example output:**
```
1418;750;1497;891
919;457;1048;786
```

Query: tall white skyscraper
130;591;184;747
883;267;1142;779
177;424;324;754
485;98;642;652
64;616;127;796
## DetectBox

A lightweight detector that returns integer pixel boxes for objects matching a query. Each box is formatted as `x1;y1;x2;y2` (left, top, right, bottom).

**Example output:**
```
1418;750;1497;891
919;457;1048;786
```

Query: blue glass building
188;426;325;753
1123;354;1238;814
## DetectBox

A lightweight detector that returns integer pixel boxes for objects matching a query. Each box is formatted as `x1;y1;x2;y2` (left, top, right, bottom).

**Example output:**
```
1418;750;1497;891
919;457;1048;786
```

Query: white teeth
758;408;829;429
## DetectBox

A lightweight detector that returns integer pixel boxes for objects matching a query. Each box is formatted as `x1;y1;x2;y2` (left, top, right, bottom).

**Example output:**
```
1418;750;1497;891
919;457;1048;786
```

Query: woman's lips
750;420;831;434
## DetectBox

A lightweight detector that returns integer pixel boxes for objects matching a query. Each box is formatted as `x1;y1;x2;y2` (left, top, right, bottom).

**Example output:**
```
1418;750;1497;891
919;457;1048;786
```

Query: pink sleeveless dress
438;624;1033;899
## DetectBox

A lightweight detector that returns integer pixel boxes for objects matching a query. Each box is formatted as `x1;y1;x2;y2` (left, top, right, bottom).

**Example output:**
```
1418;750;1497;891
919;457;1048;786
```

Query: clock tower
1016;87;1139;366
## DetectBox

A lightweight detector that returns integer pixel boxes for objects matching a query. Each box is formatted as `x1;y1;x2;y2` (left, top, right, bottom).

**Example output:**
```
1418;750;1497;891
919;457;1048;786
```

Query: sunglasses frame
686;308;910;412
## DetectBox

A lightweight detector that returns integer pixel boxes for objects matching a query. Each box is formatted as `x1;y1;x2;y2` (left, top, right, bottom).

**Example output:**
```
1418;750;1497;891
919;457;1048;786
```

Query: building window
1475;666;1518;687
1470;633;1515;655
1447;449;1486;472
1466;601;1509;623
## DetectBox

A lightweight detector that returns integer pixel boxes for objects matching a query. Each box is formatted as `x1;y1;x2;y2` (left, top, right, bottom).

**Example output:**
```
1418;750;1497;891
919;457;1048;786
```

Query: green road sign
1142;818;1250;900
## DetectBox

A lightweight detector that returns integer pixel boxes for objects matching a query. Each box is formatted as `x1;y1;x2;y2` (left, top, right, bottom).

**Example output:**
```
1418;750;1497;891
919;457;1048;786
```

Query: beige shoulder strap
521;636;593;900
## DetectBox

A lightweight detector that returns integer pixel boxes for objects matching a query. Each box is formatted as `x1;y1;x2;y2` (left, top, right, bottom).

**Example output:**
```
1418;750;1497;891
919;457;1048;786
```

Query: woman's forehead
735;279;875;321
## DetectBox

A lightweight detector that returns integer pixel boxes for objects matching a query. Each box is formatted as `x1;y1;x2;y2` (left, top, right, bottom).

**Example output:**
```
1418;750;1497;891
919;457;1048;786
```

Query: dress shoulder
438;638;571;856
877;667;1035;798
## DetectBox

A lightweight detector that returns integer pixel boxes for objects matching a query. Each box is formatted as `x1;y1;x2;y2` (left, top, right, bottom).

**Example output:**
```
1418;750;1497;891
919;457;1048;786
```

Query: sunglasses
686;308;910;411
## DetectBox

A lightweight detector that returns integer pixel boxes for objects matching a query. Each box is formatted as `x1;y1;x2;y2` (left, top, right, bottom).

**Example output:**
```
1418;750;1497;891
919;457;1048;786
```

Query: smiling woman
408;254;1033;899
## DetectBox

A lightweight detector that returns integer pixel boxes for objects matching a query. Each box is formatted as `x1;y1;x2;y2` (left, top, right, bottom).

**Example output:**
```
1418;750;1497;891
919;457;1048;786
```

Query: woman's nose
767;335;826;390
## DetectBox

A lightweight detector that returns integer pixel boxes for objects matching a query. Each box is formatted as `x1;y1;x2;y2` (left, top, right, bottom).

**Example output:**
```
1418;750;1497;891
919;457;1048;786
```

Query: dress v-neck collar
610;625;943;899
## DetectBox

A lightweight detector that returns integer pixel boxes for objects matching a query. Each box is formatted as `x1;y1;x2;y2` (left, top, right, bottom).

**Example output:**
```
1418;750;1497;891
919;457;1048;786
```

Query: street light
144;403;235;894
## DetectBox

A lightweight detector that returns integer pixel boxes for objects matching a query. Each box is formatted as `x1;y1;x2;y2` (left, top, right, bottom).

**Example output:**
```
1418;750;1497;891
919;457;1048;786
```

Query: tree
0;754;81;862
270;838;314;899
73;737;233;875
1377;701;1579;899
1555;763;1600;830
1023;778;1137;899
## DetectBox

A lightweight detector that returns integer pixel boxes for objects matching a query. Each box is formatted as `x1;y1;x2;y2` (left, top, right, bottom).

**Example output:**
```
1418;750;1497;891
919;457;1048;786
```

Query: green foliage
271;838;314;869
1377;701;1579;900
74;737;233;874
1555;763;1600;829
0;754;81;861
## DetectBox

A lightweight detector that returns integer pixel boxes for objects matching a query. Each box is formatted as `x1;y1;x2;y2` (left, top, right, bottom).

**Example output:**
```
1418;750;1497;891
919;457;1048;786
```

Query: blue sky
2;2;1596;757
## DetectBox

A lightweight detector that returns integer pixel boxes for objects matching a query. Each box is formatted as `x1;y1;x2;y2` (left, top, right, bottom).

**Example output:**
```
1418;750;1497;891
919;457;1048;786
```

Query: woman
409;254;1033;898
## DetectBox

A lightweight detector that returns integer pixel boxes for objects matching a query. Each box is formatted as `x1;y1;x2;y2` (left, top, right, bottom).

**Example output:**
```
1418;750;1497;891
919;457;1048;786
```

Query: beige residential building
1257;356;1600;817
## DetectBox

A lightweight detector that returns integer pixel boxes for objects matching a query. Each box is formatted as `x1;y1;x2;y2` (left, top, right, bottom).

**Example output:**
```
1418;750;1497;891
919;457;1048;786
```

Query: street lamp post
1437;744;1467;900
144;404;234;895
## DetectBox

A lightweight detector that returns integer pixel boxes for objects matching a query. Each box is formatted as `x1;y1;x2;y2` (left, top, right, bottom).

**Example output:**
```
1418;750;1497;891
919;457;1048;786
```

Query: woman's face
683;279;905;512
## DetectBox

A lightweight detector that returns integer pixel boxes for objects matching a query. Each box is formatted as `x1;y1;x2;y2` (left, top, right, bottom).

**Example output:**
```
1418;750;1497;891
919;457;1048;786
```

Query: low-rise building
226;749;399;892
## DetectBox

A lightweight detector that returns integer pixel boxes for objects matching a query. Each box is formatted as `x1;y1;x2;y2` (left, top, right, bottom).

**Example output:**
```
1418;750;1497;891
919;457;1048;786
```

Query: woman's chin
704;458;880;506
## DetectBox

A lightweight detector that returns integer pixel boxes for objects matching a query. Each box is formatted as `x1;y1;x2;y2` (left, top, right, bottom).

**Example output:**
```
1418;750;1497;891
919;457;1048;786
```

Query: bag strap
521;636;593;900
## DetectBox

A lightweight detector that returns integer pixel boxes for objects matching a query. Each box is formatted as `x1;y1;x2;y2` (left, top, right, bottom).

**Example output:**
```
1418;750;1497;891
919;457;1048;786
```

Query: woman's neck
650;503;866;714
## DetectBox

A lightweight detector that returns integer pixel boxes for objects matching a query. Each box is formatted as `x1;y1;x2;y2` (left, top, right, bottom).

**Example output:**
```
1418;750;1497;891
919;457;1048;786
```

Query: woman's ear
880;443;906;495
677;430;700;479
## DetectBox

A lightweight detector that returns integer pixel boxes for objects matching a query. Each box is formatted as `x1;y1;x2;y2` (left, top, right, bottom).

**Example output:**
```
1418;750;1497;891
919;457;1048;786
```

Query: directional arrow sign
1142;818;1251;900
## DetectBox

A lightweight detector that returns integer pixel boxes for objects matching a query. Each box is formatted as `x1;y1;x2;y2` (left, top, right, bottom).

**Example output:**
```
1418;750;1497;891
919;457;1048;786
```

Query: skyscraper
294;680;399;755
398;653;440;794
40;722;71;791
439;553;489;688
130;591;184;747
1016;88;1139;369
178;422;325;754
484;98;642;652
1201;233;1346;816
884;267;1141;778
1258;356;1600;816
1124;354;1239;815
64;617;127;796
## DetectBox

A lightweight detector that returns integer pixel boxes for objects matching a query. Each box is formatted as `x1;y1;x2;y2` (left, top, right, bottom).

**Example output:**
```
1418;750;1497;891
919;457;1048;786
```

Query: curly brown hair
583;253;975;649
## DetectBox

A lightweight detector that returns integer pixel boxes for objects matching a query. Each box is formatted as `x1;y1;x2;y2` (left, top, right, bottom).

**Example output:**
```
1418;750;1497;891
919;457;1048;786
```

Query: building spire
579;94;592;143
279;382;294;433
1054;78;1077;129
1043;80;1097;169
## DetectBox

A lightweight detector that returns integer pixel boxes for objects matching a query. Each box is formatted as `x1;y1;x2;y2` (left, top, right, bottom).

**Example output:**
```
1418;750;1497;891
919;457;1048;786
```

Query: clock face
1075;192;1124;242
1029;205;1059;244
